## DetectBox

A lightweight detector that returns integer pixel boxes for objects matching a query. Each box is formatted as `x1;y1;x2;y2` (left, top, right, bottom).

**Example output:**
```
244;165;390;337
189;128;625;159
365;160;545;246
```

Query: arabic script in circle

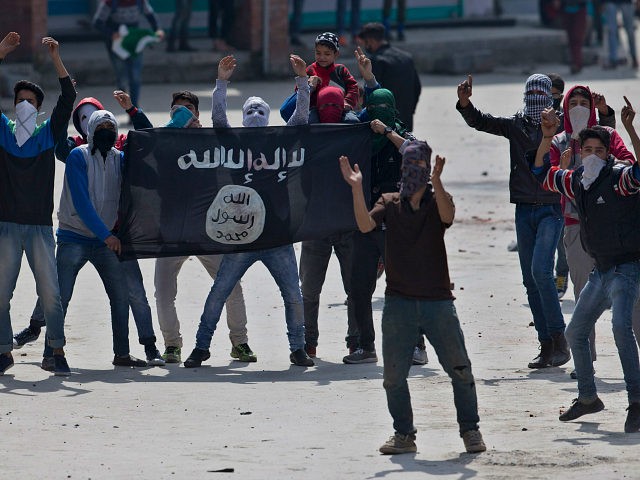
206;185;266;244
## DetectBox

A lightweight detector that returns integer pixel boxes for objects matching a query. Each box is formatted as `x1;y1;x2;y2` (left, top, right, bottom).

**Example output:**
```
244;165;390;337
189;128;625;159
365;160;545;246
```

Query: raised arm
456;75;513;138
286;54;310;126
211;55;235;128
339;155;377;233
0;32;21;116
43;37;76;142
622;96;640;162
114;90;153;129
431;155;455;225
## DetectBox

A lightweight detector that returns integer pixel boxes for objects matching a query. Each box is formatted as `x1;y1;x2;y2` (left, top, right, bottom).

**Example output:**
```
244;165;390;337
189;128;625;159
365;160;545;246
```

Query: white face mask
242;108;269;127
581;153;606;190
569;105;591;139
77;104;99;137
15;100;38;147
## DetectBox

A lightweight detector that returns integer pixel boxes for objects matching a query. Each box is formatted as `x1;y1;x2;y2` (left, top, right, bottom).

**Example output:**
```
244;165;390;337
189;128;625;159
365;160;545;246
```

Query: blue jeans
382;296;480;436
31;259;156;346
565;261;640;403
605;2;637;64
0;222;65;353
515;203;565;342
45;241;130;357
107;49;143;107
195;245;305;351
555;224;569;278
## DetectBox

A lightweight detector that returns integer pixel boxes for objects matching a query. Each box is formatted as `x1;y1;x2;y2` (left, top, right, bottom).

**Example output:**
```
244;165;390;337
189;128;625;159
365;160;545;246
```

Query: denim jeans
382;296;480;436
31;259;156;346
195;245;305;351
605;2;637;64
300;232;357;348
0;222;65;353
555;224;569;278
45;241;130;357
107;49;143;107
565;261;640;403
514;203;565;342
350;229;385;351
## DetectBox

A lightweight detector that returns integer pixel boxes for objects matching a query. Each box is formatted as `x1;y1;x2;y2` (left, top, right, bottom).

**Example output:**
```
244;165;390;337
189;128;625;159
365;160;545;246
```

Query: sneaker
379;433;417;454
41;356;54;372
162;346;181;364
343;348;378;364
230;343;257;362
145;348;166;366
13;326;40;349
112;355;148;367
53;354;71;376
0;353;14;375
625;402;640;433
304;344;317;358
559;397;605;421
183;348;210;368
290;348;314;366
555;275;568;299
412;346;428;365
462;429;487;453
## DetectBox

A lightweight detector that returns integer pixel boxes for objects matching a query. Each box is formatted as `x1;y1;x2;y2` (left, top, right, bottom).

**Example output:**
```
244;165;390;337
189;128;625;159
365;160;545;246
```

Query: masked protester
53;110;149;368
182;54;316;368
155;90;251;366
546;85;634;377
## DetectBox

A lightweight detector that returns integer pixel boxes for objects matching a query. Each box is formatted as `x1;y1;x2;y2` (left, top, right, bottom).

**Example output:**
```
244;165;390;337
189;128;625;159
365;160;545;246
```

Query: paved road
2;63;640;479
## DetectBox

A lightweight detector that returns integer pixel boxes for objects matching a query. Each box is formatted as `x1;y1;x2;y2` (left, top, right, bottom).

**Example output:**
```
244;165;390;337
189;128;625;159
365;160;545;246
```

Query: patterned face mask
399;161;430;198
15;99;38;147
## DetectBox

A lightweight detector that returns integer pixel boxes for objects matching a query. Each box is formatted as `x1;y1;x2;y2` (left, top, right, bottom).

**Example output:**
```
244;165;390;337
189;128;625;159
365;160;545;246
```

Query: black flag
118;123;372;259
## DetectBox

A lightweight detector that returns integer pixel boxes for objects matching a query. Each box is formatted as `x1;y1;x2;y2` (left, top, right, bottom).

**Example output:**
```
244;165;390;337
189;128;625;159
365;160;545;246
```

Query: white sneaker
412;347;428;365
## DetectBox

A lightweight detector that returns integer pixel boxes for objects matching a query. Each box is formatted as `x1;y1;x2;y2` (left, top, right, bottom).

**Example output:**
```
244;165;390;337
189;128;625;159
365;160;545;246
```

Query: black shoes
625;402;640;433
528;339;553;368
550;332;571;367
13;326;41;348
290;348;314;366
53;354;71;376
0;353;14;375
559;397;605;421
184;348;211;368
113;355;147;367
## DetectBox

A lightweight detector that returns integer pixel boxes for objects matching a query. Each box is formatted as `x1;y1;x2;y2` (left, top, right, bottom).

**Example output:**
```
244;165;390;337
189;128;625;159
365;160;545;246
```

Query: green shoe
162;346;181;363
230;343;257;362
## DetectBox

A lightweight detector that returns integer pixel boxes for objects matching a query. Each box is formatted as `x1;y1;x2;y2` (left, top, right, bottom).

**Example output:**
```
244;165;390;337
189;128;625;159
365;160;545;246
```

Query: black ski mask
91;129;117;159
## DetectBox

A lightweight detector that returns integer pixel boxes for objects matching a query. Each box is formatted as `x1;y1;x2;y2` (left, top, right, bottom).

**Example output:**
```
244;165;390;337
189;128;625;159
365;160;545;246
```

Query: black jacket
370;44;421;131
457;100;560;205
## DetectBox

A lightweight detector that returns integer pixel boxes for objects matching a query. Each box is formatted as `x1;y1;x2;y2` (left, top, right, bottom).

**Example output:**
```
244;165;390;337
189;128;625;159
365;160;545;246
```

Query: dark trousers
209;0;235;40
168;0;194;49
562;7;587;71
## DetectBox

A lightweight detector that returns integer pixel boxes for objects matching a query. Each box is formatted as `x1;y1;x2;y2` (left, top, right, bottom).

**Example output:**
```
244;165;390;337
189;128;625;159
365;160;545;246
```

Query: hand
104;235;121;255
354;46;373;81
113;90;133;110
0;32;20;58
339;155;362;187
42;36;60;59
431;155;445;183
593;92;608;114
155;29;165;41
540;107;559;138
622;95;635;130
217;55;236;81
457;75;473;107
308;75;321;90
369;119;388;135
560;147;572;169
289;54;307;77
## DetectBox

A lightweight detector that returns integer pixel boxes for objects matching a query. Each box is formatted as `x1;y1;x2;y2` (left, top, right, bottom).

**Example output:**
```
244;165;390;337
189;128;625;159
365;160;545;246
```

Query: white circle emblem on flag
206;185;266;244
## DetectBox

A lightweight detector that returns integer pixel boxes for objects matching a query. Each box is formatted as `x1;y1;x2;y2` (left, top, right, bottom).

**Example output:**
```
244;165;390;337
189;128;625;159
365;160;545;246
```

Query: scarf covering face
166;105;200;129
367;88;403;154
523;74;552;124
581;154;606;190
399;140;432;199
317;86;344;123
87;110;119;158
242;96;270;127
568;105;591;139
15;100;38;147
77;103;99;138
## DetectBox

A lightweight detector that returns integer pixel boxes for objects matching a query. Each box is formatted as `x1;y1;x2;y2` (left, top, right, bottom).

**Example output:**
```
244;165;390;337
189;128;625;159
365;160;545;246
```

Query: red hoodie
71;97;129;150
549;84;635;225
